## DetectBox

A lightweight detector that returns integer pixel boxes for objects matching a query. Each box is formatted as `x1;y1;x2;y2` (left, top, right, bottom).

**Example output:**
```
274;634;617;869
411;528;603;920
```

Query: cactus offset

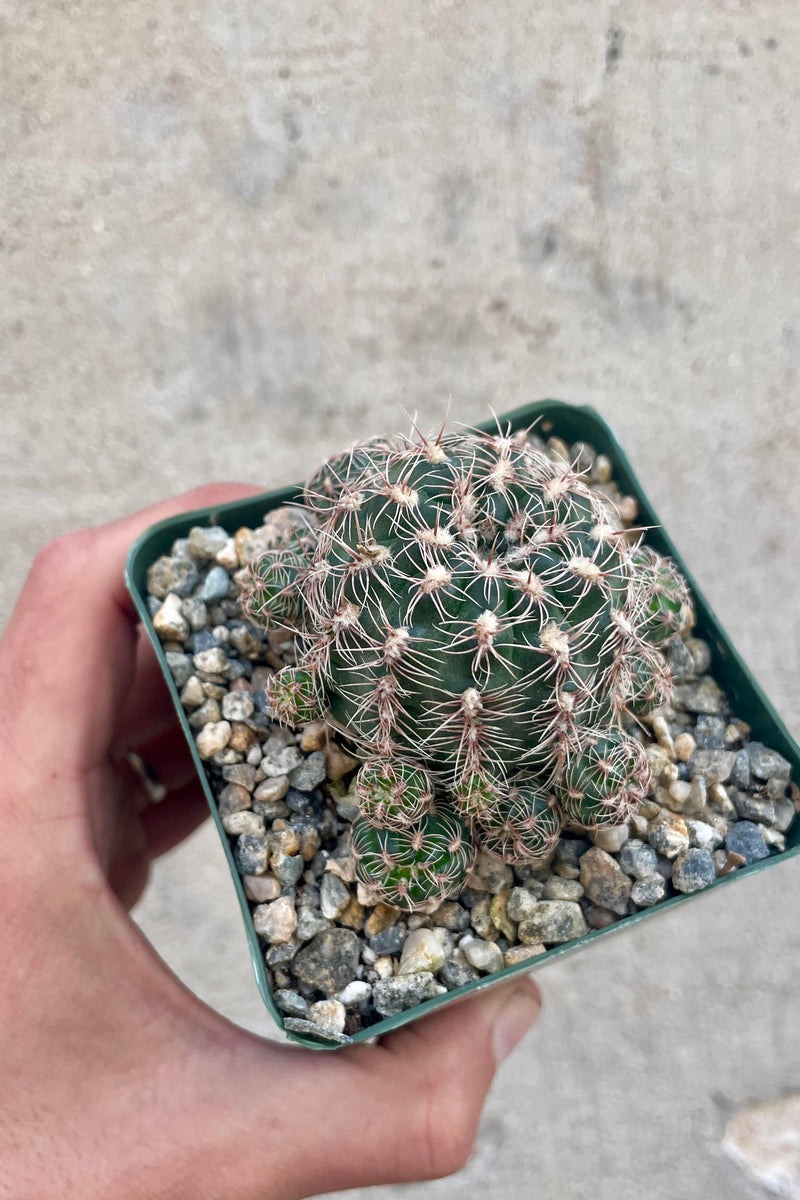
243;422;695;909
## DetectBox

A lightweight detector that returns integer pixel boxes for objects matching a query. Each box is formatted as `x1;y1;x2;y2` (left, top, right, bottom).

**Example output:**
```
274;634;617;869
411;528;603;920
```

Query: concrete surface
2;1;799;1197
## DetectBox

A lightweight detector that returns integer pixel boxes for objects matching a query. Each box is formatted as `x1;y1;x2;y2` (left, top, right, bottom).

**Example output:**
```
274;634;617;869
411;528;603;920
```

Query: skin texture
0;483;541;1200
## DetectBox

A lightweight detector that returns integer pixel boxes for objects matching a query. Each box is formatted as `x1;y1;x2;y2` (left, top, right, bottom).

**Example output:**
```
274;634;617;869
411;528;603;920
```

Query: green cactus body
242;425;695;909
350;810;473;908
474;784;561;865
354;760;434;830
553;727;649;828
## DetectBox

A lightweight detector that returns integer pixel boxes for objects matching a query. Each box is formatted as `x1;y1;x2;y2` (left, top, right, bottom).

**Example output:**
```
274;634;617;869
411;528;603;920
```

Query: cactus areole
241;424;694;910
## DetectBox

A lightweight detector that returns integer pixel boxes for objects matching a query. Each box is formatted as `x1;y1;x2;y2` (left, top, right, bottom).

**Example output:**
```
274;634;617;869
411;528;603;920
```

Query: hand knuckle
413;1069;477;1179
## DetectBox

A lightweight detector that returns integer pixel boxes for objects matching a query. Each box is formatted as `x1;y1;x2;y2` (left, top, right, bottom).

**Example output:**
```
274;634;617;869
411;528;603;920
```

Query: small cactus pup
241;421;695;910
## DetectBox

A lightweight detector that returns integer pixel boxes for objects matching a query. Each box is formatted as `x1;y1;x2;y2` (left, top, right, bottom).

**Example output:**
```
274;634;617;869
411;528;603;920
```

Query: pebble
364;904;400;938
147;556;200;599
187;525;230;561
725;821;769;865
666;636;696;681
506;887;541;922
590;824;629;854
288;750;328;792
243;874;281;903
253;895;297;943
196;720;232;759
194;646;231;677
339;980;372;1006
153;593;189;641
631;874;667;906
274;989;308;1018
440;958;480;988
165;651;193;688
713;849;746;876
295;908;331;942
222;763;257;790
618;839;658;880
462;938;504;973
747;743;791;782
373;972;444;1016
647;813;690;860
685;819;723;851
431;902;471;932
671;848;716;893
490;892;516;940
222;691;255;721
292;929;362;996
673;732;697;762
470;896;498;940
694;715;726;749
217;782;250;816
504;944;546;967
689;749;737;783
308;999;346;1035
271;852;304;888
261;744;303;778
199;565;232;602
518;902;588;944
371;926;406;956
254;776;291;804
543;877;584;901
188;698;221;729
731;789;777;826
320;872;351;920
325;743;360;781
282;1018;352;1045
585;906;619;929
730;749;752;789
674;676;724;715
222;811;265;836
178;675;205;708
181;597;208;632
399;928;446;975
579;847;632;915
470;851;515;894
235;833;269;876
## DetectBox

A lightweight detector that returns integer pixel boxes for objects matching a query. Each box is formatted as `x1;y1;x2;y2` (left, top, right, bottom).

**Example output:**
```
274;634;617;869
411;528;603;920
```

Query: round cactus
243;423;695;909
553;727;649;829
474;784;561;866
351;809;473;908
354;759;434;830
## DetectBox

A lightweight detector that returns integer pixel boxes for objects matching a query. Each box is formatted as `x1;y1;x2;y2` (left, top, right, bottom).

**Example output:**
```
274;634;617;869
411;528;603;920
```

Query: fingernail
492;985;541;1066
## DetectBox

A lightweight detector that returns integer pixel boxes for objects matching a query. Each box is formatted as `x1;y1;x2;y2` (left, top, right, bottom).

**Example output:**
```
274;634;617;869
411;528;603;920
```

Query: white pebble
398;928;446;975
222;811;265;836
195;720;232;759
252;895;297;944
309;999;346;1035
339;981;372;1006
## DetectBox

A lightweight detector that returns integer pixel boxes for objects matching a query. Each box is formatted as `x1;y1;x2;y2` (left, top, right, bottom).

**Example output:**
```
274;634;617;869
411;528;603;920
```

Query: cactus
242;422;695;909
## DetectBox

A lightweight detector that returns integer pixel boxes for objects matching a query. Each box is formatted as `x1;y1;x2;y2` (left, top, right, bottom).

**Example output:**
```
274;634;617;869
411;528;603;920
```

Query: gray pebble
730;749;752;789
555;838;591;867
147;555;200;599
234;833;269;875
282;1017;352;1045
671;849;716;893
724;821;769;864
506;887;540;923
180;597;208;632
292;929;361;995
372;972;444;1016
688;749;737;783
194;646;230;676
222;691;255;721
431;902;471;932
694;715;726;749
288;750;328;792
295;908;331;942
579;847;632;915
271;852;304;888
618;839;658;880
371;926;406;956
189;629;223;654
440;958;480;989
674;676;725;715
630;874;667;906
187;525;230;561
746;742;791;782
165;651;193;689
265;940;299;967
199;565;231;602
222;763;257;790
543;877;584;901
320;872;351;920
274;989;309;1018
731;788;777;826
462;938;504;973
518;901;588;944
666;637;696;681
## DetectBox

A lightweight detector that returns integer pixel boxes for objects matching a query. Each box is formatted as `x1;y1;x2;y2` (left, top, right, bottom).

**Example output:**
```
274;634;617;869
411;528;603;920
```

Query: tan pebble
153;593;189;641
196;720;232;759
594;453;613;482
300;721;328;752
243;873;281;902
180;676;206;708
673;732;696;762
713;850;746;877
365;903;400;939
723;723;743;748
668;780;692;809
270;827;300;856
325;854;356;884
504;944;546;967
254;776;290;804
325;742;360;782
617;495;638;523
338;897;366;930
229;722;260;752
373;956;394;980
489;892;516;941
308;999;346;1035
222;811;265;836
650;714;675;756
252;895;296;944
591;824;630;853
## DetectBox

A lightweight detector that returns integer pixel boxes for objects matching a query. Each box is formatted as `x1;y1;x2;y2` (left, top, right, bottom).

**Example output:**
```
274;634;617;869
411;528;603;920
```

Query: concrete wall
3;2;799;1197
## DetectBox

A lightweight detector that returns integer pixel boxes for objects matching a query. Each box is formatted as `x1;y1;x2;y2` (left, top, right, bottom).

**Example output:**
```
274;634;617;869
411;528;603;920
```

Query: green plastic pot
125;399;800;1049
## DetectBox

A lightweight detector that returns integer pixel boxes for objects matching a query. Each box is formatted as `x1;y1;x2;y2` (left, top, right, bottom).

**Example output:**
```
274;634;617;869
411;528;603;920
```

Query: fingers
203;976;541;1199
0;483;264;787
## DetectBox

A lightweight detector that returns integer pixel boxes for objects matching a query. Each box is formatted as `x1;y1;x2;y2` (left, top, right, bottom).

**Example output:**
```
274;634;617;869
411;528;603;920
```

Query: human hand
0;484;541;1200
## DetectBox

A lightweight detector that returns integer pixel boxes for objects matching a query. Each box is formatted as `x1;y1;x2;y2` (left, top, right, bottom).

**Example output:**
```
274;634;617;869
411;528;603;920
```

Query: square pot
125;399;800;1049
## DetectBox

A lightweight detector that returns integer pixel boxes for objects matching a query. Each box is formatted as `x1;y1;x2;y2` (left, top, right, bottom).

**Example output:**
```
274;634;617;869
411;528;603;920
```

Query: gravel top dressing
143;431;799;1045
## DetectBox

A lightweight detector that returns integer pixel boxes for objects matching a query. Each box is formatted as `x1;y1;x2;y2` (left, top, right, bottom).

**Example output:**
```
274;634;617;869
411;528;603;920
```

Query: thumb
207;976;541;1200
